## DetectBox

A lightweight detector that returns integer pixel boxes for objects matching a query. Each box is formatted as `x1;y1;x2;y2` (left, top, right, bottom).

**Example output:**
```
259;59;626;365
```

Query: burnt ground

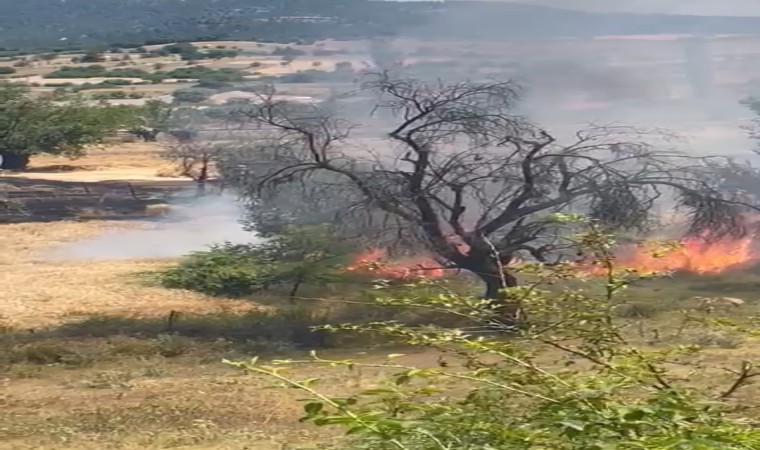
0;177;199;223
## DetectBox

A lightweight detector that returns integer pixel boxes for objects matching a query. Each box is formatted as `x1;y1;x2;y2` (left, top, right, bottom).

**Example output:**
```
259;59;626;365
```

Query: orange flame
581;235;756;275
349;233;758;281
347;248;447;279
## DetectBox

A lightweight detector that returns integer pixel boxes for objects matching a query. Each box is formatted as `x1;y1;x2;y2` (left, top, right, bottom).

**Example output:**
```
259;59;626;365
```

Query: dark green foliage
80;49;105;63
45;65;109;78
0;83;138;169
172;88;214;104
277;68;356;84
90;91;144;100
149;43;238;60
193;79;232;89
0;66;16;75
0;0;435;50
160;243;267;297
271;46;306;57
159;225;356;299
44;65;240;86
71;80;138;91
202;48;238;59
5;1;760;52
165;66;243;82
45;65;155;80
162;42;200;60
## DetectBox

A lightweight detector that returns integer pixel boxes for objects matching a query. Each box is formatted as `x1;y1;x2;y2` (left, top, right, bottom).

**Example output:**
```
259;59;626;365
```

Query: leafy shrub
45;65;108;78
0;66;16;74
166;66;243;82
172;88;214;103
159;225;356;298
271;46;306;57
91;91;144;100
162;42;200;60
193;78;232;89
203;48;238;59
80;50;105;63
160;243;266;296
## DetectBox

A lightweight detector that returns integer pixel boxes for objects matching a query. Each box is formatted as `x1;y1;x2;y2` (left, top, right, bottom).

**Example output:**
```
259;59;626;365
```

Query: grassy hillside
4;1;760;52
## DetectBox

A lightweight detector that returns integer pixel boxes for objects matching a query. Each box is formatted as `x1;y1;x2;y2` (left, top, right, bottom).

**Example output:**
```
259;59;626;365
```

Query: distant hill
2;0;760;51
413;2;760;39
0;0;434;50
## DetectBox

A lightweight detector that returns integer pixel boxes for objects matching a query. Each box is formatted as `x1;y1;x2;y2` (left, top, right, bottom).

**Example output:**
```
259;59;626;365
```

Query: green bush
0;66;16;75
172;87;214;103
46;65;162;81
91;91;144;100
160;226;357;299
160;243;267;297
166;66;243;82
45;64;108;78
202;48;238;59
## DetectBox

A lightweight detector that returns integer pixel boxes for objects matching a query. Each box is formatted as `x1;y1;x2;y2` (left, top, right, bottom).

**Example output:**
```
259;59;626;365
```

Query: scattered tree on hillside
39;53;57;63
128;100;174;142
172;88;214;104
224;74;758;322
80;49;105;63
161;135;227;196
0;83;134;170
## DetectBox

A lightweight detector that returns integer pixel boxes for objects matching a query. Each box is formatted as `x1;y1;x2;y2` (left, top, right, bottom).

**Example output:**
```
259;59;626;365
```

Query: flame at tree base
347;249;447;279
347;234;758;281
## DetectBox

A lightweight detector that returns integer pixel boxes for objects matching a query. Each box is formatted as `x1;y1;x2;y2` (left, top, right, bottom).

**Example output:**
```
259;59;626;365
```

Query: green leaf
395;374;411;385
304;402;324;417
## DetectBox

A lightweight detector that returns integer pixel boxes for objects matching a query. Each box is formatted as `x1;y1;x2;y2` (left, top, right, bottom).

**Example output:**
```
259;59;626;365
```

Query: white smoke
48;194;261;260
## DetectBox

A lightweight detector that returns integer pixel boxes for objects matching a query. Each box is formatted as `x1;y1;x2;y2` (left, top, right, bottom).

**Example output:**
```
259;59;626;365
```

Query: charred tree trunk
288;272;306;304
0;152;30;171
130;128;158;142
195;164;208;197
462;257;521;327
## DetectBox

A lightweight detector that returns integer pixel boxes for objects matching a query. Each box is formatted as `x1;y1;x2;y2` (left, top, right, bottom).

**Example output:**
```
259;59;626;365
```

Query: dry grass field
0;146;392;449
0;221;259;329
2;75;760;447
3;142;183;182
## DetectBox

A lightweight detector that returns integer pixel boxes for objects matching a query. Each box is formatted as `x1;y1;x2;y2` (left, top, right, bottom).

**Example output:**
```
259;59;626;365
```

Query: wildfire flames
347;248;447;279
585;235;757;276
348;234;758;280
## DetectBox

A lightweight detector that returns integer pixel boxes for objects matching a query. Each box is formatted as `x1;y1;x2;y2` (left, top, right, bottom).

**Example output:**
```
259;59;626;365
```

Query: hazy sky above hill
503;0;760;16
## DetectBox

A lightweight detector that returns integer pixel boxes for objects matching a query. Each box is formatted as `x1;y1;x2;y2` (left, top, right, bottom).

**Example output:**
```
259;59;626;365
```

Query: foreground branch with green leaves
227;216;760;449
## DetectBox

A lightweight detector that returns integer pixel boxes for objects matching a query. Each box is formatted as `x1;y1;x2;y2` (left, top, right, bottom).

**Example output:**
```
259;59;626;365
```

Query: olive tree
0;83;131;170
224;74;757;321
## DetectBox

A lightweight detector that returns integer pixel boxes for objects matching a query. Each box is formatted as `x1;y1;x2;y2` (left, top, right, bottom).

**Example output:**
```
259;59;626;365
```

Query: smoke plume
48;194;260;261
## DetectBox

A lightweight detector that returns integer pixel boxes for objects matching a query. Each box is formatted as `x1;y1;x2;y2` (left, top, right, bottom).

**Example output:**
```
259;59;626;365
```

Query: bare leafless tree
225;73;758;320
161;135;229;196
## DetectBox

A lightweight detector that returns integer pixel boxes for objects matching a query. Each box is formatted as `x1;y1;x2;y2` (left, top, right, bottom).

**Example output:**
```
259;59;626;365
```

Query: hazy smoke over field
49;194;260;261
383;3;760;160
